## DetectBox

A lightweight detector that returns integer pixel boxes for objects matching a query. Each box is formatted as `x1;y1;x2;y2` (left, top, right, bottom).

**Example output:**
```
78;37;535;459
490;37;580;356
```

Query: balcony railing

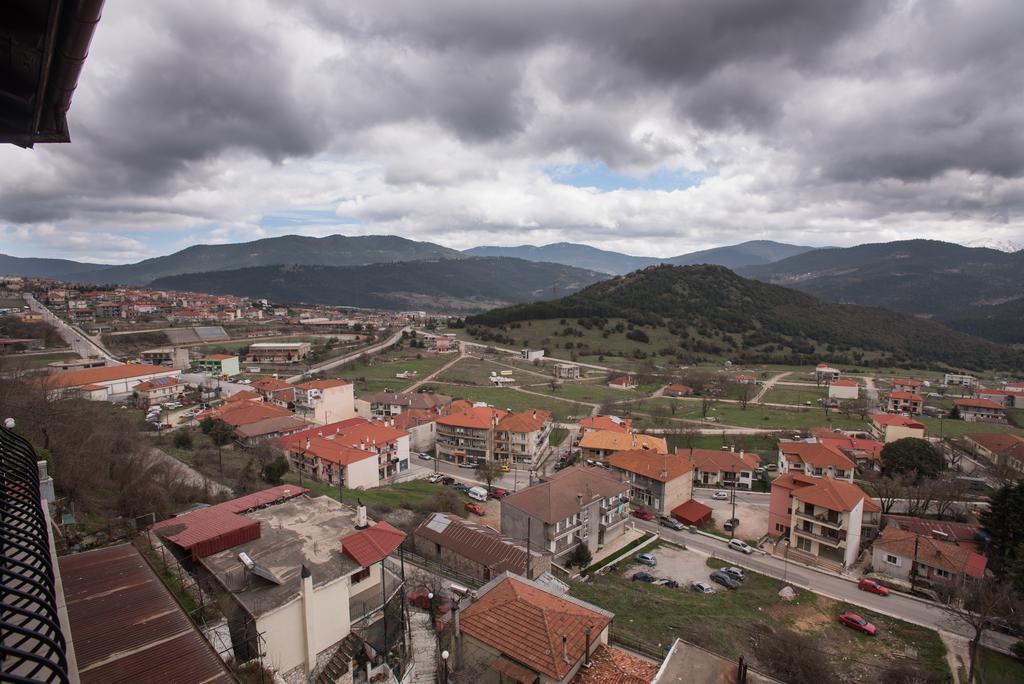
794;526;846;548
1;426;71;684
794;509;845;530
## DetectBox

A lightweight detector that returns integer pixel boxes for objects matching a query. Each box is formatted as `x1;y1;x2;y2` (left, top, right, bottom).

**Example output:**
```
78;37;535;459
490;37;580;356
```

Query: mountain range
739;239;1024;344
468;264;1024;372
464;239;814;274
150;257;607;312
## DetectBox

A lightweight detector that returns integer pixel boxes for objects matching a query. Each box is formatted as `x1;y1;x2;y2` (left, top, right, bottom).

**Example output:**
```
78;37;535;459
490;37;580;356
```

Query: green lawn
531;380;649;404
976;646;1024;684
280;475;461;507
636;397;866;431
434;356;547;385
549;427;569;447
429;383;586;420
667;433;780;452
571;557;948;682
763;384;827;406
346;351;454;393
918;416;1024;438
0;350;78;370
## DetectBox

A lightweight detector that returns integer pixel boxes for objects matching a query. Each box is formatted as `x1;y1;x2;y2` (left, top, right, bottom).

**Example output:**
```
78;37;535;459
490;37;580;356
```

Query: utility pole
910;533;920;593
729;479;737;539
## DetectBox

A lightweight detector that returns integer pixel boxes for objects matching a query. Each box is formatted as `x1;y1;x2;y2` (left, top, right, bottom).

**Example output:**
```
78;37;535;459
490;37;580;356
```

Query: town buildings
869;413;926;443
828;378;859;400
608;375;637;390
520;348;545;361
778;441;855;481
606;449;694;515
412;512;552;582
246;341;311;363
291;378;356;425
887;391;924;415
815;363;841;383
279;418;412;483
42;363;181;401
891;379;923;393
578;430;668;460
871;526;987;586
435;405;508;464
664;383;694;397
963;433;1024;477
195;353;241;377
554;362;581;380
501;466;630;566
494;410;554;466
953;398;1007;423
943;373;978;388
687;449;760;490
133;376;187;408
140;346;191;369
355;390;453;419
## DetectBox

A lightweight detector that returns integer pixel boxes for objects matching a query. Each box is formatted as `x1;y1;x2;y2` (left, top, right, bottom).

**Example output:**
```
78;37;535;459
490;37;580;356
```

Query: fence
397;545;484;590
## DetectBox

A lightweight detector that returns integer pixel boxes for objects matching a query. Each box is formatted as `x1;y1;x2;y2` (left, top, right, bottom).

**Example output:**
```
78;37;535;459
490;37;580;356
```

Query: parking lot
625;545;721;589
700;496;769;540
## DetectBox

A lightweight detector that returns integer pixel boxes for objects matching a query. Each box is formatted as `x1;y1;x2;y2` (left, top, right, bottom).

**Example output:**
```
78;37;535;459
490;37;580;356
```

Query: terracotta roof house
607;450;694;515
870;413;926;443
579;415;633;434
885;514;987;554
579;430;668;460
778;441;855;481
501;466;630;565
891;379;923;393
953;398;1007;423
435;405;509;464
872;526;987;585
42;363;180;400
963;433;1024;477
458;574;613;683
664;383;694;397
887;391;924;415
495;410;554;466
687;448;760;490
816;435;885;472
608;375;638;390
412;512;552;582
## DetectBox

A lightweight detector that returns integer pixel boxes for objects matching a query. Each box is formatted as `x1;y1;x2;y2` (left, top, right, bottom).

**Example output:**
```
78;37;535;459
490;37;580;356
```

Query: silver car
691;581;716;594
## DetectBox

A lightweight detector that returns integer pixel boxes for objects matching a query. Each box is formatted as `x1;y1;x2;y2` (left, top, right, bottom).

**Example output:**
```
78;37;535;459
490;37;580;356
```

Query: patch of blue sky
546;162;708;192
259;209;365;229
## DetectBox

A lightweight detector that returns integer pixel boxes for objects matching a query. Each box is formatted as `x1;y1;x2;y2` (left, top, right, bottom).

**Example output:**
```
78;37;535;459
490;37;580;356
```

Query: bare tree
865;473;910;515
477;460;504;490
677;430;700;458
936;578;1021;684
932;475;970;520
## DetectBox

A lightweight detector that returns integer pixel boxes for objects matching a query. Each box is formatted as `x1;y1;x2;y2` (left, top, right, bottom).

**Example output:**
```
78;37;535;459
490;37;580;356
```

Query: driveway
696;493;770;540
626;545;713;587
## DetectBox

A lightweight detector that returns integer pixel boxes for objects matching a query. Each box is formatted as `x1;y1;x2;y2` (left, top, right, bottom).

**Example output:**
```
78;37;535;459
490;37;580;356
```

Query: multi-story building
279;434;380;489
140;346;191;369
953;398;1006;423
291;378;355;425
246;341;311;363
891;378;923;393
769;474;879;569
194;353;240;377
887;391;924;414
281;417;412;481
943;373;978;388
871;526;987;586
815;363;841;383
687;449;760;490
501;466;630;565
578;429;667;460
494;410;553;466
869;413;926;443
520;348;545;361
133;376;187;408
977;388;1024;409
435;405;508;464
355;390;452;419
777;441;855;481
553;362;581;379
607;450;694;515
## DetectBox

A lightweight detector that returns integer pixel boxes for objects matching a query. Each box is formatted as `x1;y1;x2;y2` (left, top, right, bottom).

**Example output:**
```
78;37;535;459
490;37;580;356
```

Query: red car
489;488;509;499
858;579;890;596
407;587;452;614
631;509;654;521
465;502;486;516
838;612;878;636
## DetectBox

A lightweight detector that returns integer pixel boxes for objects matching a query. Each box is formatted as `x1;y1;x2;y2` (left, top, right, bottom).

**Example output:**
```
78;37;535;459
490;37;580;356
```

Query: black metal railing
1;426;71;684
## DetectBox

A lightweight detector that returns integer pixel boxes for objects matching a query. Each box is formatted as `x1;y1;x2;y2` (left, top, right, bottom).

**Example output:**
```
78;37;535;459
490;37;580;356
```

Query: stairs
315;634;361;684
409;610;438;683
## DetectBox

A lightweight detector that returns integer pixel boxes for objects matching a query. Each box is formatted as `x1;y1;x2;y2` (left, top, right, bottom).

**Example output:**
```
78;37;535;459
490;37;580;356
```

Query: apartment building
815;363;841;383
953;398;1006;423
495;410;553;466
435;405;508;464
607;450;694;515
887;391;924;415
501;466;630;565
943;373;978;388
869;413;926;443
291;378;355;425
688;449;760;490
778;441;855;481
355;390;452;419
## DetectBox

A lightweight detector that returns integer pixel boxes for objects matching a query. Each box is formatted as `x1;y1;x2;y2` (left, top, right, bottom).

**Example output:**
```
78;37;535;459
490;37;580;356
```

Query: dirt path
753;371;791;404
404;351;467;392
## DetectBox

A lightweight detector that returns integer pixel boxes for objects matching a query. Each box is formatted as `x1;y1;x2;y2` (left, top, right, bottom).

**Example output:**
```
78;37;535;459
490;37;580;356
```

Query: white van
467;486;489;502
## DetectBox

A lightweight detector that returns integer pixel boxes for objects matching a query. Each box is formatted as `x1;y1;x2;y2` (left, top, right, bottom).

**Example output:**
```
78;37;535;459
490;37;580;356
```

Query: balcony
794;509;845;530
793;526;846;548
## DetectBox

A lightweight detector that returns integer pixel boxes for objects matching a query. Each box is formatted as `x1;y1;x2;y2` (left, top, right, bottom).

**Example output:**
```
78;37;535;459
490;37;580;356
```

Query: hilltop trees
881;438;945;480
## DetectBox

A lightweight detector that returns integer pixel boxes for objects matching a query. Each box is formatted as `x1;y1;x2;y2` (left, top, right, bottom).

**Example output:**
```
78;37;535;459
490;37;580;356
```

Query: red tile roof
791;476;875;513
871;413;925;428
892;378;921;386
496;410;552;433
214;403;293;427
579;415;632;433
298;379;351;390
671;499;713;525
152;485;308;560
954;398;1005;410
779;442;855;471
134;377;184;392
964;432;1024;457
686;448;760;472
437;406;508;430
607;450;693;482
571;644;658;684
44;364;175;389
830;379;859;387
340;521;405;566
874;526;987;578
889;391;923;401
251;377;292;393
288;435;376;466
817;436;884;462
460;575;613;681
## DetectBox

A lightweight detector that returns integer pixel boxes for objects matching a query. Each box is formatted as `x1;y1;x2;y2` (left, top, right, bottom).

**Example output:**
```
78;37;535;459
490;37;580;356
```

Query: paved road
632;518;1015;653
25;294;119;362
286;326;410;382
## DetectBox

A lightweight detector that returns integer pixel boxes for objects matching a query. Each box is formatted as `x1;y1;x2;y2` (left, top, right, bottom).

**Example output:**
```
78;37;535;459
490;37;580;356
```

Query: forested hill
149;257;606;312
467;264;1024;372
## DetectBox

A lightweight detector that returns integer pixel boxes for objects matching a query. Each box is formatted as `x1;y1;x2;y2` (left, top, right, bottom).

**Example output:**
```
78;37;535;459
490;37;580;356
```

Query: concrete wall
316;384;356;424
882;424;925;443
500;504;551;555
346;455;380;490
871;546;911;581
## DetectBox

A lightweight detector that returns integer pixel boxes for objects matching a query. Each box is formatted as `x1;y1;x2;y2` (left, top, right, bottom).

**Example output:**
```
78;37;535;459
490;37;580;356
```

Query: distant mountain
71;234;464;285
739;240;1024;344
0;253;109;279
149;257;606;312
663;240;816;269
468;264;1024;371
966;238;1021;253
463;243;660;275
463;240;815;275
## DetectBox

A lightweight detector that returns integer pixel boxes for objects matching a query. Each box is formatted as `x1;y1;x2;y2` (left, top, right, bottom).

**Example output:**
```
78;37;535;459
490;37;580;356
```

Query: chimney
305;437;311;449
730;446;735;453
356;499;368;529
562;635;569;664
584;626;593;667
300;565;316;675
577;494;583;507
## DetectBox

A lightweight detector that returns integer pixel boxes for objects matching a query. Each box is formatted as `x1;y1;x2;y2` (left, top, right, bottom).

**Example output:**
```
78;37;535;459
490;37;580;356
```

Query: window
884;554;902;567
351;567;371;584
934;568;951;579
776;523;785;532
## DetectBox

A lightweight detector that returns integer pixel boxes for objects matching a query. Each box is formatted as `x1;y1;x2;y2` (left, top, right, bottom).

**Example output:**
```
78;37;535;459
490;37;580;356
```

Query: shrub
172;430;193;450
261;456;289;484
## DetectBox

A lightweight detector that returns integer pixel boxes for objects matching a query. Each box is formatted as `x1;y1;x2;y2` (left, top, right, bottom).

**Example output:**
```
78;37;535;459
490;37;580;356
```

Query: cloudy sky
3;0;1024;263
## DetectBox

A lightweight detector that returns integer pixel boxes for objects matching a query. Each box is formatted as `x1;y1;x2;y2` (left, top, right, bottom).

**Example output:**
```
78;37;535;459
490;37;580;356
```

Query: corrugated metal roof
58;543;234;684
414;513;548;576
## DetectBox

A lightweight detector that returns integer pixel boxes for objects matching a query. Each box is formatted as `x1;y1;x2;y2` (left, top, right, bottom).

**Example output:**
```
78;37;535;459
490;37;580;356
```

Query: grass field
345;351;455;394
667;433;780;452
427;382;586;420
918;416;1024;438
764;384;827;406
634;397;867;431
571;557;949;682
530;380;649;404
434;356;547;385
0;351;78;370
976;646;1024;684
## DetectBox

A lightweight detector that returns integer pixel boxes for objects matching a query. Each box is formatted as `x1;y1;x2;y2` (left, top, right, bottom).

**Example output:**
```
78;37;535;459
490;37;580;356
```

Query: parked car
440;476;455;486
632;509;655;521
728;539;754;554
660;579;680;589
458;461;480;469
407;587;452;614
634;553;657;566
712;491;729;500
417;452;433;461
427;473;444;483
764;463;778;471
857;579;890;596
489;488;509;499
837;612;877;635
723;518;740;531
465;502;486;516
722;566;746;582
709;571;740;590
453;483;471;493
500;463;510;472
632;572;656;583
658;516;685;530
691;581;716;594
